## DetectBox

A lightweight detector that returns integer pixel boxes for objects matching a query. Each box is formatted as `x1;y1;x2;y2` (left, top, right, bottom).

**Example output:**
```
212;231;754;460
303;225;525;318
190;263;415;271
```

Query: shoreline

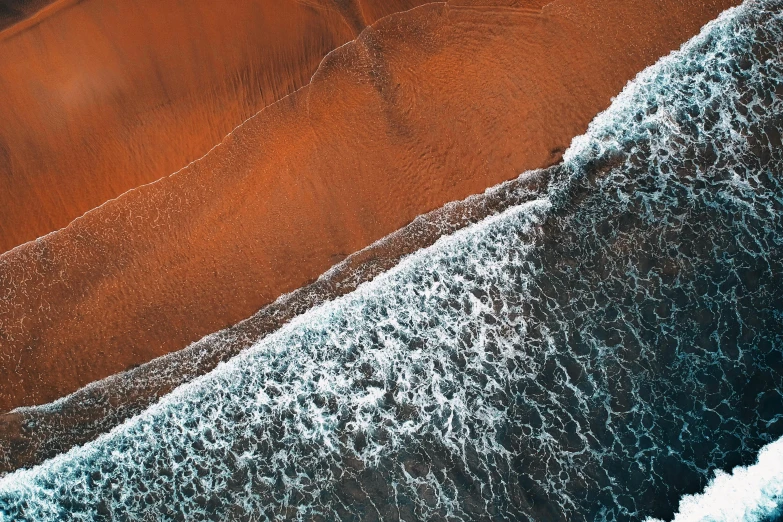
0;0;739;412
0;168;549;475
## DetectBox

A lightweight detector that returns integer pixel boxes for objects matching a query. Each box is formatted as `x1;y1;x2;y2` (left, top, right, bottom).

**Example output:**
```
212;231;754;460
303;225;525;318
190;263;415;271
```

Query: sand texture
0;0;430;252
0;0;738;411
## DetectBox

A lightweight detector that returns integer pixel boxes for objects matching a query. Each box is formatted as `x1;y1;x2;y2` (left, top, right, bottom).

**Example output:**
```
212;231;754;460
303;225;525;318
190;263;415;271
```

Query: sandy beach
0;0;431;252
0;0;737;411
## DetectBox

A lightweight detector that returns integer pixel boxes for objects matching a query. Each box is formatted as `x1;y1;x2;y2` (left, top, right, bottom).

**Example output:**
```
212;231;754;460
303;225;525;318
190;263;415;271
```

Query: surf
1;0;782;520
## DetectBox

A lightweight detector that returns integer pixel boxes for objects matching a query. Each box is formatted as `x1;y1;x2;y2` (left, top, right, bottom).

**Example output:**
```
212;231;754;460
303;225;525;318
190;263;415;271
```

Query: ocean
1;0;782;520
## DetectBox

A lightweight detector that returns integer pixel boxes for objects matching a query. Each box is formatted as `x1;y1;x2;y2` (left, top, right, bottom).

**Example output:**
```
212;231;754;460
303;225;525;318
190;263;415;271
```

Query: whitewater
1;0;782;520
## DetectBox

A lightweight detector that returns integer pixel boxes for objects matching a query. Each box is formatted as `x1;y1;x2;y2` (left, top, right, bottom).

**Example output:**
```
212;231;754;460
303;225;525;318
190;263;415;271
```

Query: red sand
0;0;739;411
0;0;429;253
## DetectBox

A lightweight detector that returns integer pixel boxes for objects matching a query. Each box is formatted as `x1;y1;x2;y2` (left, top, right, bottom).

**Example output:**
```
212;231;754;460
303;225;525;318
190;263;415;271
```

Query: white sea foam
647;436;783;522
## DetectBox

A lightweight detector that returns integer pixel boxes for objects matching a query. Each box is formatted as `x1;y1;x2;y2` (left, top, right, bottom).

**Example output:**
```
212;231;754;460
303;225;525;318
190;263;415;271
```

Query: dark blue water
1;0;782;520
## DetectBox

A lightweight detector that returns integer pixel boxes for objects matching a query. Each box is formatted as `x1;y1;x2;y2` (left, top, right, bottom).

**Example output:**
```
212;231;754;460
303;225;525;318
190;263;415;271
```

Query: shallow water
1;0;782;520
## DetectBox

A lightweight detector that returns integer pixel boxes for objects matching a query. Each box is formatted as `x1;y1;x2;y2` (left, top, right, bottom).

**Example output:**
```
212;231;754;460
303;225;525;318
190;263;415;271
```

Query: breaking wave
647;435;783;522
0;164;547;476
1;0;782;520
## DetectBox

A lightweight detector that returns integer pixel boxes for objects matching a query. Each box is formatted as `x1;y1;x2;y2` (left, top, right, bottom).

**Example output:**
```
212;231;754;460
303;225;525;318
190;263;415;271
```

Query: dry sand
0;0;429;252
0;0;739;411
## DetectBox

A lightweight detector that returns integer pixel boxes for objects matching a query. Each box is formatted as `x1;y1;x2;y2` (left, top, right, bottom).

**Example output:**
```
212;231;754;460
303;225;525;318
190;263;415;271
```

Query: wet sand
0;0;429;252
0;0;739;412
0;169;548;474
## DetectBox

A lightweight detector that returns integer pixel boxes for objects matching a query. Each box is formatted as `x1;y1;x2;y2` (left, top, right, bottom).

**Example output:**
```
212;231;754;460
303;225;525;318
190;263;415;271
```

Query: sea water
1;0;782;520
